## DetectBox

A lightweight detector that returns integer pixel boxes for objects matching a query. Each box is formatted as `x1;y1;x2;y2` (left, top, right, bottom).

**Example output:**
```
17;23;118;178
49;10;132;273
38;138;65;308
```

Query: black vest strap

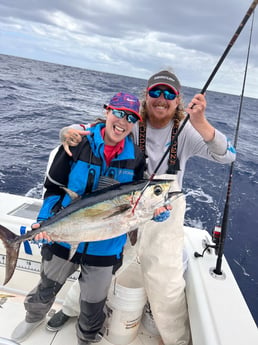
138;121;180;174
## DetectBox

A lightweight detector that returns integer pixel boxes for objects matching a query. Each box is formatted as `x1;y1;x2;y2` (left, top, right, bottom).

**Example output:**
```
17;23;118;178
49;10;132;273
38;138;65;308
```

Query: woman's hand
60;127;89;156
31;223;52;243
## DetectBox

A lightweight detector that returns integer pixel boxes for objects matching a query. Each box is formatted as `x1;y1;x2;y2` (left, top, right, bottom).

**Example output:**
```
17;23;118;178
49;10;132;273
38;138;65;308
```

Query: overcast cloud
0;0;257;97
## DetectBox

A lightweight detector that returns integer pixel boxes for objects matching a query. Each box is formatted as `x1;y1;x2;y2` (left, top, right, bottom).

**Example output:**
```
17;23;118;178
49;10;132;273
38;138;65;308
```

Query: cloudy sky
0;0;257;98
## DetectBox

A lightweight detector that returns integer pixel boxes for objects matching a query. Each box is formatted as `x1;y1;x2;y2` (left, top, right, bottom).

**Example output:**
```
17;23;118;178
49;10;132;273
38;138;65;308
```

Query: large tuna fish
0;179;182;285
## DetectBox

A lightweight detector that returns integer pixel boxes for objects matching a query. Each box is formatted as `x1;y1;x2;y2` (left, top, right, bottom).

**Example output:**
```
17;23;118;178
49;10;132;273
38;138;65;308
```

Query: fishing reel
194;226;221;258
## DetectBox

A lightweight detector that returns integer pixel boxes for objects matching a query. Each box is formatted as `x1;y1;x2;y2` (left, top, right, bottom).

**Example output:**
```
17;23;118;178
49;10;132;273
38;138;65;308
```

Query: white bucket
104;261;147;345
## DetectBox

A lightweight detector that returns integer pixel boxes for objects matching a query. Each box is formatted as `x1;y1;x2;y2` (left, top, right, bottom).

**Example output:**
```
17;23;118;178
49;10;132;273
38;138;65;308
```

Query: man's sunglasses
111;109;139;124
148;88;177;100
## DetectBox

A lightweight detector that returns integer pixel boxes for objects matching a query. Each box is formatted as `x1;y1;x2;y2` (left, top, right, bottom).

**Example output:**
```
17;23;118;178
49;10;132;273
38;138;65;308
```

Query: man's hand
186;93;215;142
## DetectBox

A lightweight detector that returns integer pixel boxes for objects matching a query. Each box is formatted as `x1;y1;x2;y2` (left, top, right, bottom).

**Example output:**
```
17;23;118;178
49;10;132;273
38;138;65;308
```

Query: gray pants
24;250;113;343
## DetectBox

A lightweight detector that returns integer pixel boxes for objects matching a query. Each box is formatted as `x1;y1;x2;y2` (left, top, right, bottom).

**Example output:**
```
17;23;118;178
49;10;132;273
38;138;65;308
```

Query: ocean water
1;54;258;325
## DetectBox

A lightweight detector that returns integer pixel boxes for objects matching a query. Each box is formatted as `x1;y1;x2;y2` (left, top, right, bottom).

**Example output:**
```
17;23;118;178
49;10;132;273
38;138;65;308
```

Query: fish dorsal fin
96;176;120;191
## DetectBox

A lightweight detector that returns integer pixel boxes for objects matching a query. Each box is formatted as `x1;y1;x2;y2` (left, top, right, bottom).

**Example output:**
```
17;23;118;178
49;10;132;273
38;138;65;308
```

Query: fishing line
133;0;258;212
214;10;256;275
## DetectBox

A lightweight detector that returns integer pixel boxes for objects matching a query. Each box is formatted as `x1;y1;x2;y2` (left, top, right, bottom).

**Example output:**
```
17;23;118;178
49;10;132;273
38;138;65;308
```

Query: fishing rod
132;0;258;212
213;10;255;275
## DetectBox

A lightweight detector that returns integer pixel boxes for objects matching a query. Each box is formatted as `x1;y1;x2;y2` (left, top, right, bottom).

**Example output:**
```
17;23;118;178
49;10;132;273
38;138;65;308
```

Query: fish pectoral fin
104;204;132;219
60;187;80;201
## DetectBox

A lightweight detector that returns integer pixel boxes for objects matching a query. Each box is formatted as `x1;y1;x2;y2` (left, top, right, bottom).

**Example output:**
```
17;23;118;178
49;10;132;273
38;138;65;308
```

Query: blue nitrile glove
152;210;170;222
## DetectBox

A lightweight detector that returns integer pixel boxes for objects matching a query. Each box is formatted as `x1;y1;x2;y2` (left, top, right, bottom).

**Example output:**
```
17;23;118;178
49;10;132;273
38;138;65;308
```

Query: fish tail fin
0;224;21;285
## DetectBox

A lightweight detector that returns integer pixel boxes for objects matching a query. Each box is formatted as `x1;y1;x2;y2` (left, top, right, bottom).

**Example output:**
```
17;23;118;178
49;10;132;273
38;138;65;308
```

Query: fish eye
154;185;163;196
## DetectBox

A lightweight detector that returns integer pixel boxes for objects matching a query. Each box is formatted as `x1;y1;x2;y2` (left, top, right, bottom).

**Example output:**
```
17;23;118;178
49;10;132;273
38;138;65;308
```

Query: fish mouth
167;191;183;200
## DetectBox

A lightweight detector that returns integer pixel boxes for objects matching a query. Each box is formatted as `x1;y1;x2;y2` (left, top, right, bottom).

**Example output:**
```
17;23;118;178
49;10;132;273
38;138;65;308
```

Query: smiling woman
103;92;142;145
10;91;149;345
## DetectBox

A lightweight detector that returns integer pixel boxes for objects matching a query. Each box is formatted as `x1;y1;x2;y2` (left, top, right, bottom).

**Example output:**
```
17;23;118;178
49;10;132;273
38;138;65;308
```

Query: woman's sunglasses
148;88;177;100
111;109;139;124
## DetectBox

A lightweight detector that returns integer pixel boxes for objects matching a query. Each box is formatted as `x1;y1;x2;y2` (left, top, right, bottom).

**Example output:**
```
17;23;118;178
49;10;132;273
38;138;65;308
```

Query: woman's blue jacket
37;122;145;265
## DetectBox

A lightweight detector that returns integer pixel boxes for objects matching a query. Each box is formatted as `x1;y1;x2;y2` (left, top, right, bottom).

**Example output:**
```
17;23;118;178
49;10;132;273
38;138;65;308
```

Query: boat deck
0;286;160;345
